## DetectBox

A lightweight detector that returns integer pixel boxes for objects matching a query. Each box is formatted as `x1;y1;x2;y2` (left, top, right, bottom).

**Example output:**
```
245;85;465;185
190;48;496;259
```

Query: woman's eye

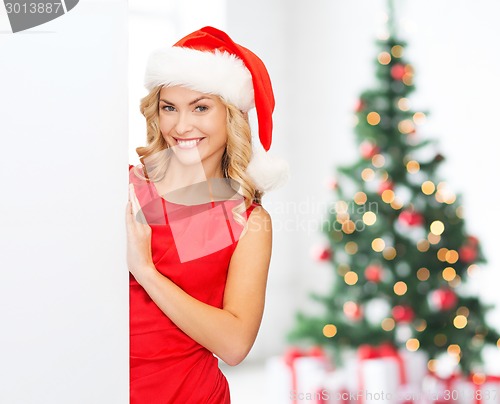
162;105;175;112
194;105;208;112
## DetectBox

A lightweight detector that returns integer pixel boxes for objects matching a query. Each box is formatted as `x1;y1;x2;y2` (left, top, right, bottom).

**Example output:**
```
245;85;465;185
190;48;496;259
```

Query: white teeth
176;138;201;149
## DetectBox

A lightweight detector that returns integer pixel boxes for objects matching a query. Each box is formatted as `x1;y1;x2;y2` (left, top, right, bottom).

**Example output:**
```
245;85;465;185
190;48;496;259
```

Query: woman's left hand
126;183;156;284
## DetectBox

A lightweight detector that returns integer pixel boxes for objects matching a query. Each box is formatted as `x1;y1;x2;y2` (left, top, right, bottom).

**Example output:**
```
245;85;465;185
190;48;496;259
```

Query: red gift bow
357;343;408;404
284;346;326;404
285;346;325;366
358;343;407;385
427;372;461;404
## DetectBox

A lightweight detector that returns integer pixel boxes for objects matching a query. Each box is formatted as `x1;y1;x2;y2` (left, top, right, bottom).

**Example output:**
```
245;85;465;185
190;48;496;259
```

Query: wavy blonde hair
133;85;262;225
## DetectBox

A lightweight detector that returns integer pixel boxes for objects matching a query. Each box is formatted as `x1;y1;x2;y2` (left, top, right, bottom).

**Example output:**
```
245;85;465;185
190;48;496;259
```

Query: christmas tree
289;2;499;374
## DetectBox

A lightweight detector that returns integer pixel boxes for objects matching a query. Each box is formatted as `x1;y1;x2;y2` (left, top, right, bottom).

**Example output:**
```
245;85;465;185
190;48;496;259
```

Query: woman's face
158;85;228;175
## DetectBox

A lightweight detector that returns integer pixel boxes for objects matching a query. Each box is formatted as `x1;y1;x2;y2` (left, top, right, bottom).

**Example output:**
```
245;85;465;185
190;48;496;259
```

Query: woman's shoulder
245;202;271;227
129;163;145;172
128;163;150;184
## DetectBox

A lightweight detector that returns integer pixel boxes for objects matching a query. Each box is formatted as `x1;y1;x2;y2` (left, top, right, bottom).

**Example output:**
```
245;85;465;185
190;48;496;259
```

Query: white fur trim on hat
144;47;255;112
246;142;289;192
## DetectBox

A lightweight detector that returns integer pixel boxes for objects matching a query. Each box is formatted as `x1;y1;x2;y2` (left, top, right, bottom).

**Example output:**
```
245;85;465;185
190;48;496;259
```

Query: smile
174;137;204;149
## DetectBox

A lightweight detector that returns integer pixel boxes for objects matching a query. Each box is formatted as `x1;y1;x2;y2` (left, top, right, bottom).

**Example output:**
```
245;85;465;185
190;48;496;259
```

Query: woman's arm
127;191;272;366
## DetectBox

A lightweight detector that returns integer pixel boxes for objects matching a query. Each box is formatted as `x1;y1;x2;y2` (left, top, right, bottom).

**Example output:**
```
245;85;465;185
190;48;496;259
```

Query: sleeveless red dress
129;165;258;404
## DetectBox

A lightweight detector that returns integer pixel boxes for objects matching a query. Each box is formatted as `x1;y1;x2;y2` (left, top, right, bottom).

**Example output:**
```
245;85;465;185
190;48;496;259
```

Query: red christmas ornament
365;264;383;283
430;289;458;311
391;64;406;81
360;141;380;159
378;180;394;195
328;179;338;190
392;305;414;323
459;245;477;263
466;235;479;246
355;99;365;112
344;301;363;321
312;246;332;262
398;210;424;227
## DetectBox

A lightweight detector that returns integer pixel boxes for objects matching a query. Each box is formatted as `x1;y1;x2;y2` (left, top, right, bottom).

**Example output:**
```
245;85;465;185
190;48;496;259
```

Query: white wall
226;0;295;362
0;2;128;403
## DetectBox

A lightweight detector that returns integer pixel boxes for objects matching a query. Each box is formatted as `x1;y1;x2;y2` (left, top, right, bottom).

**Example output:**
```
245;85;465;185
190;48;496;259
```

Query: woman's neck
158;158;224;194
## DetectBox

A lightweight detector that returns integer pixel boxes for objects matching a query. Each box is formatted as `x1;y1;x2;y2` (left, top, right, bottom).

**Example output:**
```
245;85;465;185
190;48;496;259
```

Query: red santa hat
144;26;288;192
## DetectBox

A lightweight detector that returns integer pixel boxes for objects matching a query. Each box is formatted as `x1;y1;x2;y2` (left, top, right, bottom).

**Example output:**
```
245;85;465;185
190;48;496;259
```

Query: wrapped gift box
266;344;429;404
266;347;331;404
357;344;410;404
341;344;428;404
320;368;353;404
419;373;500;404
453;375;500;404
421;372;461;403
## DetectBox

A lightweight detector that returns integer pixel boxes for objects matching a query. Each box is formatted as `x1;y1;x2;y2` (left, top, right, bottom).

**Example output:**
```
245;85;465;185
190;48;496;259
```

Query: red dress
129;165;258;404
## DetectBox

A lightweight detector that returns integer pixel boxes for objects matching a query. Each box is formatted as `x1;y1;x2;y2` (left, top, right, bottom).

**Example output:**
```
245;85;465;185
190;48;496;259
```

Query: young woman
125;27;287;403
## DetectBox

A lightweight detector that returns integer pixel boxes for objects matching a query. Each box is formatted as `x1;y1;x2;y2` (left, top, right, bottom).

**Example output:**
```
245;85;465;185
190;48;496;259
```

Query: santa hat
144;26;288;192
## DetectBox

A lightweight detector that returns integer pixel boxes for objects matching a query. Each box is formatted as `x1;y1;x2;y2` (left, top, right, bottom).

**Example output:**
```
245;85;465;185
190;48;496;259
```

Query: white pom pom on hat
144;26;288;192
246;138;289;192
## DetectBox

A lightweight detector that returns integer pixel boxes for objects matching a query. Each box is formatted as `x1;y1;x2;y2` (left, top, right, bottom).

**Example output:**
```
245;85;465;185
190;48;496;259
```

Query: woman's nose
174;112;194;135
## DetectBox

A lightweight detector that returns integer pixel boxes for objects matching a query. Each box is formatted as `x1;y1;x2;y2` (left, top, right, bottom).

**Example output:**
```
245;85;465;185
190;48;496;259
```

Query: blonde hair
133;85;262;225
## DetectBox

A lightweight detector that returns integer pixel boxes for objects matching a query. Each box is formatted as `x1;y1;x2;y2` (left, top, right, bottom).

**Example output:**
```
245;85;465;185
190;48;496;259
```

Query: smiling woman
126;26;287;404
158;87;229;176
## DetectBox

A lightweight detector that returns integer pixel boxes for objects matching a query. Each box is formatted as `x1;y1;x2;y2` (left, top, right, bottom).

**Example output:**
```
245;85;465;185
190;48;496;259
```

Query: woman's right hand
125;184;156;285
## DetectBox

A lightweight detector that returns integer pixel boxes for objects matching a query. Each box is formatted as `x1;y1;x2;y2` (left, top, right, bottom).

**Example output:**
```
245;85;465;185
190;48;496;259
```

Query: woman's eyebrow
159;96;212;106
189;96;211;105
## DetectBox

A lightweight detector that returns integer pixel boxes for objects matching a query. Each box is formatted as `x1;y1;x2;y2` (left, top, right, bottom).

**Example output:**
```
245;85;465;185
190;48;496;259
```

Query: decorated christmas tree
289;2;499;374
